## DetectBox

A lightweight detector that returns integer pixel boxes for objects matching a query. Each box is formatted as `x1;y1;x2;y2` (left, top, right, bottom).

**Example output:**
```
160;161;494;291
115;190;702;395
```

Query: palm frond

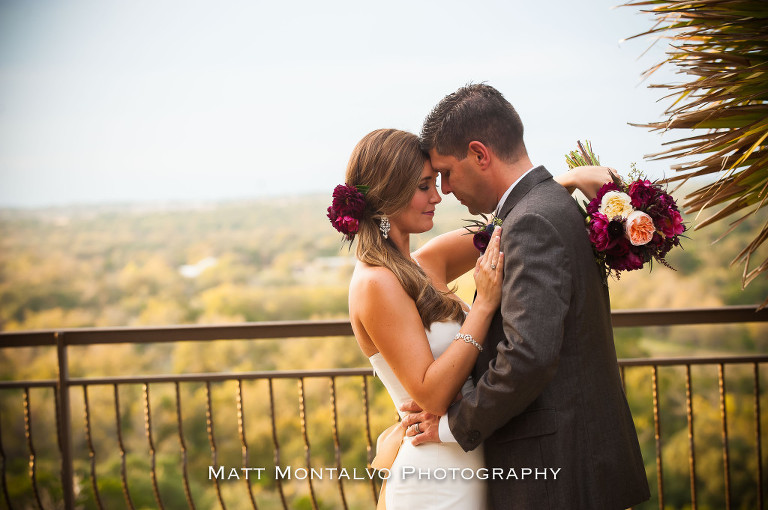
623;0;768;308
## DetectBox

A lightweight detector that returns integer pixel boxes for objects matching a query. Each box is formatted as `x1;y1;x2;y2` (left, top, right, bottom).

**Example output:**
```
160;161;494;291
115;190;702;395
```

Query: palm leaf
623;0;768;308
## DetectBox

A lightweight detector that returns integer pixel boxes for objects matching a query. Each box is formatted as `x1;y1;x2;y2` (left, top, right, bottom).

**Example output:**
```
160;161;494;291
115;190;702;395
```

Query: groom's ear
467;141;491;170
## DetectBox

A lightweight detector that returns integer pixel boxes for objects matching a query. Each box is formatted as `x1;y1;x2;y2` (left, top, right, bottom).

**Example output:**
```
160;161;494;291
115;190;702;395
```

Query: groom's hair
420;83;525;163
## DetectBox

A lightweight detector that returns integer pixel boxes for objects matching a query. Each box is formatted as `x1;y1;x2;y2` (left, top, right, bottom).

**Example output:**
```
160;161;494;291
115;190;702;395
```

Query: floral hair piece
327;184;369;241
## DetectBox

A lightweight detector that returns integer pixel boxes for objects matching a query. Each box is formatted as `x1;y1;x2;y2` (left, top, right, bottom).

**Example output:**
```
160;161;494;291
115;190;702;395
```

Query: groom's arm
447;211;571;452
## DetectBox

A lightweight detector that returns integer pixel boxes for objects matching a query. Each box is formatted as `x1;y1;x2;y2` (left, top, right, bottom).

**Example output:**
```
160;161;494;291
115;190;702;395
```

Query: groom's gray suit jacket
447;166;650;509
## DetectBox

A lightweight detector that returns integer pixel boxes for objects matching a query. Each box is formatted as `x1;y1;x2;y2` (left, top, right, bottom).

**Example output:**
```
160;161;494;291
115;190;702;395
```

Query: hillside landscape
1;187;766;509
1;187;765;356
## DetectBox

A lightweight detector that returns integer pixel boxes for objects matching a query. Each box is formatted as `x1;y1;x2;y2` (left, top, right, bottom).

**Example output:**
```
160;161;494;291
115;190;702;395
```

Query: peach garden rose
625;210;655;246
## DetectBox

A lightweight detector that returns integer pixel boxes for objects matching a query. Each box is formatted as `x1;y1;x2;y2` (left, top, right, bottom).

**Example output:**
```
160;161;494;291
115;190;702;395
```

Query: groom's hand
399;400;440;446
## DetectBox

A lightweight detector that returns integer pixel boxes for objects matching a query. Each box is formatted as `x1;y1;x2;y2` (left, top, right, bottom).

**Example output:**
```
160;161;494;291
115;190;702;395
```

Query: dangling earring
379;216;390;239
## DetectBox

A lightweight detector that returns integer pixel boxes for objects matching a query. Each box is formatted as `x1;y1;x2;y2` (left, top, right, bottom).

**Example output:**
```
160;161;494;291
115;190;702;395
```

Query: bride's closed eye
419;176;436;192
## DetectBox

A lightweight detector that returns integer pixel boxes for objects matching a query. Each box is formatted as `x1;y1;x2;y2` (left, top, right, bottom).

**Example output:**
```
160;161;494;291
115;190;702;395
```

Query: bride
328;129;609;509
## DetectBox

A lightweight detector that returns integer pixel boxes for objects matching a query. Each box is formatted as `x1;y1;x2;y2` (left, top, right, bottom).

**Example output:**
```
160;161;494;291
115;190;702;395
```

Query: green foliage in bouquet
565;140;600;169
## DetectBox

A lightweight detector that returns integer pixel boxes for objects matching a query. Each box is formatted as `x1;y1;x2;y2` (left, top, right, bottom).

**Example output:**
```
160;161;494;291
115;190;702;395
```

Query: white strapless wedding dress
369;321;488;509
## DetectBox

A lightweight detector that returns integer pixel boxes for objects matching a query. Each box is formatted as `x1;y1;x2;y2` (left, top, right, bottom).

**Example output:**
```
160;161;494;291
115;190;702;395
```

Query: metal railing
1;305;766;509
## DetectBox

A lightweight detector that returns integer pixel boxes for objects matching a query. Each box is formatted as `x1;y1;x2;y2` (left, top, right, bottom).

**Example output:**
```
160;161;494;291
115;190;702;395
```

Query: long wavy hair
345;129;465;329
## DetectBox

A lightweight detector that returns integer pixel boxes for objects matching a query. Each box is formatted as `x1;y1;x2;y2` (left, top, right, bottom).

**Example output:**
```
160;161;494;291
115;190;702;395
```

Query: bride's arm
555;165;618;200
412;228;479;285
414;165;616;284
353;230;503;416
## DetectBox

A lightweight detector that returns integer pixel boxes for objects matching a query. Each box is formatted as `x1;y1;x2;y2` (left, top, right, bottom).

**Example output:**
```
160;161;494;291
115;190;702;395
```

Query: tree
624;0;768;307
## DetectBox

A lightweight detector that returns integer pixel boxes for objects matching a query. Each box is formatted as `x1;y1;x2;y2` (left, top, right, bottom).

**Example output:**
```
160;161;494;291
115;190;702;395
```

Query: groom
401;84;650;509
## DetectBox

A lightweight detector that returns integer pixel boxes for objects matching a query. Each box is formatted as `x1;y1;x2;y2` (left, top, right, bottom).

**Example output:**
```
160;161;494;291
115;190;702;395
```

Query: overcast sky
0;0;684;208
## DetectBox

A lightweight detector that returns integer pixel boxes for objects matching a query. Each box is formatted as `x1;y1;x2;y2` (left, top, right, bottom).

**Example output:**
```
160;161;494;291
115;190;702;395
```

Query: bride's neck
389;230;411;259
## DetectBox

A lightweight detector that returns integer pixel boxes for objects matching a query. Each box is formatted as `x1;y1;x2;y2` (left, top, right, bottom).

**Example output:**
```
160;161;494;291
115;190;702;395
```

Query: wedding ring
414;423;421;434
491;264;497;270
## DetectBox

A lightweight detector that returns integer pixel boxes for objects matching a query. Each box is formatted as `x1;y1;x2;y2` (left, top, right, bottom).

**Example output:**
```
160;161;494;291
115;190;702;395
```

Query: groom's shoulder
503;181;585;245
524;174;581;219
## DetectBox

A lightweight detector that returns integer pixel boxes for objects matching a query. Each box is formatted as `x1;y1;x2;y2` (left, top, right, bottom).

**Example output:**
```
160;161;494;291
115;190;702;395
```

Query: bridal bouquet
566;141;686;279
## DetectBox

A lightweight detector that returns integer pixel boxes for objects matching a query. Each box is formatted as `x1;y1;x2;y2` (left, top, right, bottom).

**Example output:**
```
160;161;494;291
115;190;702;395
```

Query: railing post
685;365;697;509
56;332;75;510
719;363;732;510
755;363;764;510
652;365;664;510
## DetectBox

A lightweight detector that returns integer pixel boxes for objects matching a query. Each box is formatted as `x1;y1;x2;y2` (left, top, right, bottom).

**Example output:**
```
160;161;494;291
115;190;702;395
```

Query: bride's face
389;160;442;235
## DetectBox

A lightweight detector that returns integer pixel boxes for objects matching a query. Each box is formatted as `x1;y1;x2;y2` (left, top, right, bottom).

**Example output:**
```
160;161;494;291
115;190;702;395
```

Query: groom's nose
440;178;452;195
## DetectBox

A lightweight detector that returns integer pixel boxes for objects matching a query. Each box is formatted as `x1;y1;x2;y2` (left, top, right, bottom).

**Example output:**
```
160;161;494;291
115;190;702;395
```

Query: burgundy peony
605;236;629;256
605;240;644;271
655;192;678;212
331;184;366;217
588;213;626;252
648;231;665;249
627;179;659;209
327;184;367;240
654;234;680;260
334;215;359;235
614;250;645;272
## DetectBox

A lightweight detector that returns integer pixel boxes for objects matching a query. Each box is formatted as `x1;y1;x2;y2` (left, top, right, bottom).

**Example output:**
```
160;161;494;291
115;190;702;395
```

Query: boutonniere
463;214;503;254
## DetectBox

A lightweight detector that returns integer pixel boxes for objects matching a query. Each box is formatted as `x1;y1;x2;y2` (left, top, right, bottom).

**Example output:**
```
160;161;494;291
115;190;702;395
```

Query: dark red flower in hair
328;184;367;240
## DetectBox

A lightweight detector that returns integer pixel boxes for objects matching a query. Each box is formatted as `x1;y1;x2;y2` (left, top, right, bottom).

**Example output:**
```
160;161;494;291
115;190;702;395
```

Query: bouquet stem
565;140;600;169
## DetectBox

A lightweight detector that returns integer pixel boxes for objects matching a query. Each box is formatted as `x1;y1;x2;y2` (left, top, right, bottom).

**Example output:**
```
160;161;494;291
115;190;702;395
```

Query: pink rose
625;210;655;246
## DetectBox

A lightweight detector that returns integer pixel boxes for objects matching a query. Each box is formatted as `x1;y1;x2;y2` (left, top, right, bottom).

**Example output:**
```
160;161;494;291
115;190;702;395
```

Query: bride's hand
473;226;503;312
400;400;441;446
558;165;618;201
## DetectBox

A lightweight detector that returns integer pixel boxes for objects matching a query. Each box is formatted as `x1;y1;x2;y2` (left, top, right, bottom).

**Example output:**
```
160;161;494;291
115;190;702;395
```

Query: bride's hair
346;129;465;329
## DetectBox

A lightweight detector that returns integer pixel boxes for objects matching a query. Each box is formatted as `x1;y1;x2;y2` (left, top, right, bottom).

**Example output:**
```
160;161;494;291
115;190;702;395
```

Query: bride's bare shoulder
350;262;399;290
349;262;407;309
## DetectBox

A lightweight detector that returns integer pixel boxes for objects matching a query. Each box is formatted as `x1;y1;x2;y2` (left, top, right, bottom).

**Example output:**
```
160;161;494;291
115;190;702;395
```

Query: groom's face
429;148;494;215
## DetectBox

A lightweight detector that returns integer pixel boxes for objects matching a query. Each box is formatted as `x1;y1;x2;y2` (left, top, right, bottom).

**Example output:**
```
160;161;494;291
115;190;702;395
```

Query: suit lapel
471;166;551;309
496;166;552;221
471;166;552;381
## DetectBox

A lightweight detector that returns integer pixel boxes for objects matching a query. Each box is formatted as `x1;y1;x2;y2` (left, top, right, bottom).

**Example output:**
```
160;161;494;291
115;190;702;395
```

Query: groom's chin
466;204;490;216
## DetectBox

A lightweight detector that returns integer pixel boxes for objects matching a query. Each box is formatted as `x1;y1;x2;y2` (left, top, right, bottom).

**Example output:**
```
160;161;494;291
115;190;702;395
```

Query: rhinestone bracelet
455;332;483;352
